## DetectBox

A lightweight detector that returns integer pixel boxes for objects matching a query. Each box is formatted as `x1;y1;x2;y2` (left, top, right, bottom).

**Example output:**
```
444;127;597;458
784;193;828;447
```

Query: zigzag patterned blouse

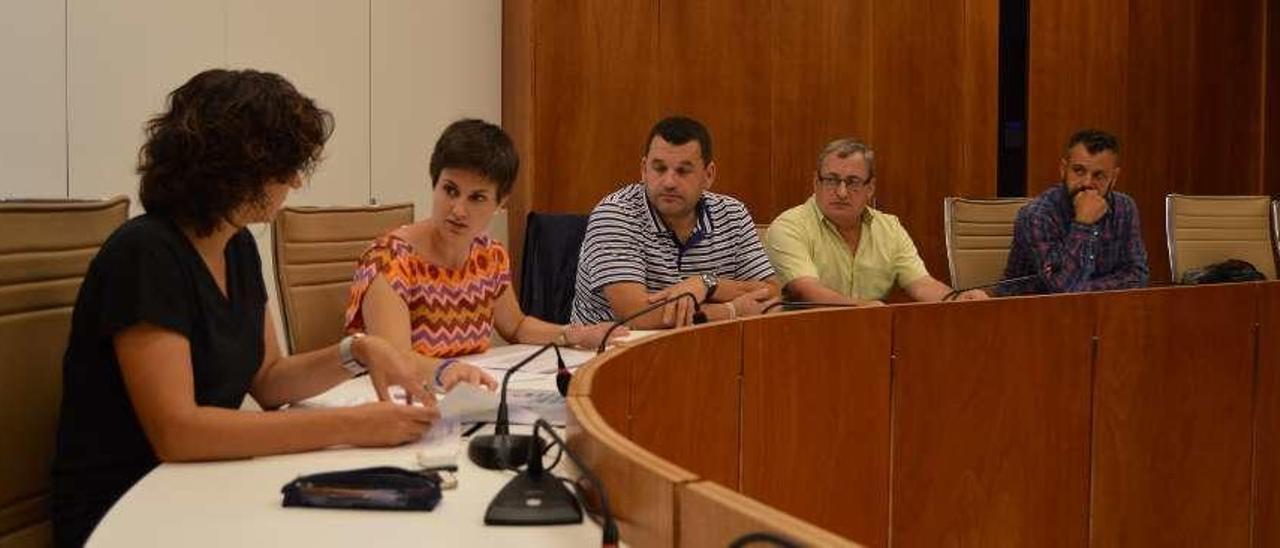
344;233;511;357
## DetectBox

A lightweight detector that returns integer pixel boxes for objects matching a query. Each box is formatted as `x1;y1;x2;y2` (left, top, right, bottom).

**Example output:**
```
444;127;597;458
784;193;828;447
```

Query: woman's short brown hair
137;69;334;236
428;119;519;199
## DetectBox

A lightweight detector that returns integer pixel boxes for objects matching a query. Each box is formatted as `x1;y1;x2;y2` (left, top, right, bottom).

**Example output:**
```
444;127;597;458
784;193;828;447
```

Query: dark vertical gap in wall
997;0;1029;197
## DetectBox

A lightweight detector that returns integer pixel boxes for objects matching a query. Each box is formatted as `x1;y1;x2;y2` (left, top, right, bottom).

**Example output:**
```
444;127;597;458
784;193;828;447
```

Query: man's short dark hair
429;119;519;199
644;116;713;165
1064;129;1121;159
138;69;333;237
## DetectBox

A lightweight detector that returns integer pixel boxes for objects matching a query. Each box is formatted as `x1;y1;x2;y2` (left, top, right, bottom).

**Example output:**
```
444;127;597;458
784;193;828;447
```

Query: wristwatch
338;333;368;377
699;272;719;301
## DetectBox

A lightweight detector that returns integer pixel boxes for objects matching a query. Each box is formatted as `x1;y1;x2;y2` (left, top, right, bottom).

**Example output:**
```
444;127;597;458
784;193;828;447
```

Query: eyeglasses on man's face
817;173;873;192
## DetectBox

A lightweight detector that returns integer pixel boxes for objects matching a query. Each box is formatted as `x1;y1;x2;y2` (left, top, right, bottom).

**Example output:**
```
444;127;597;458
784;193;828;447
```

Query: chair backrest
1165;194;1276;281
944;197;1030;289
519;212;589;324
1273;200;1280;271
0;196;129;547
272;203;413;354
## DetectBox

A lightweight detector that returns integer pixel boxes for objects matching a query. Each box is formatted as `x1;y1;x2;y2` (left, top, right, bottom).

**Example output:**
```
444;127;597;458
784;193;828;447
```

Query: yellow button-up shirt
765;197;930;300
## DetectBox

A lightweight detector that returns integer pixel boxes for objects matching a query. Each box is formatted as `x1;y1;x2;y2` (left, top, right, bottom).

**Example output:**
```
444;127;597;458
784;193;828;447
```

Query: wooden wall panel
741;308;891;547
1257;283;1280;547
871;0;998;282
768;0;873;216
1092;285;1257;546
1121;1;1195;284
531;0;658;214
1188;0;1265;197
627;322;741;490
1026;1;1129;190
891;296;1094;547
657;0;774;219
501;0;534;289
1267;0;1280;197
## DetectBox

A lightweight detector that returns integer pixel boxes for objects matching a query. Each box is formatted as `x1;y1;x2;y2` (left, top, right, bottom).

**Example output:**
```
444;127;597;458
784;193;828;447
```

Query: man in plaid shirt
1000;129;1149;295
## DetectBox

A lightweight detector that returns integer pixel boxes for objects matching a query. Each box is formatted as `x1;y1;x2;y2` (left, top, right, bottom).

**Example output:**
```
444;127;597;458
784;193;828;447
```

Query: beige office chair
944;197;1030;289
1165;194;1276;281
1273;200;1280;272
272;203;413;354
0;196;129;548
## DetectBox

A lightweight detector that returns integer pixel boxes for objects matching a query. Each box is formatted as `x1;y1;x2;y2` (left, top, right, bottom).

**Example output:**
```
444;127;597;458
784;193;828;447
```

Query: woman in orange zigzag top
344;119;626;390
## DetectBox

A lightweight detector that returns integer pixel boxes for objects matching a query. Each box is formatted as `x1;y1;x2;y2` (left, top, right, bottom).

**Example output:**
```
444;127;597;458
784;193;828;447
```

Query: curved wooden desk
566;281;1280;547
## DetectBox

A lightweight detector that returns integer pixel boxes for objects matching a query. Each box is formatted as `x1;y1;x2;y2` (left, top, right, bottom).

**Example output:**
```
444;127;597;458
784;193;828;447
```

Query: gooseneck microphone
760;301;863;314
554;355;573;398
595;291;701;354
728;532;803;548
485;418;620;547
936;261;1054;299
941;271;1048;301
468;342;563;470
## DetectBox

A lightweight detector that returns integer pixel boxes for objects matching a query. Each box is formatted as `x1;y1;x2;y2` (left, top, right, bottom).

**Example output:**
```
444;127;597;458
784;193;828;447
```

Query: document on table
435;380;568;426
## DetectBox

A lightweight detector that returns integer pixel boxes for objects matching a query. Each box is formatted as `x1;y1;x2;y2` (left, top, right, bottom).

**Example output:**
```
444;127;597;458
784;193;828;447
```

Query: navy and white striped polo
570;183;775;324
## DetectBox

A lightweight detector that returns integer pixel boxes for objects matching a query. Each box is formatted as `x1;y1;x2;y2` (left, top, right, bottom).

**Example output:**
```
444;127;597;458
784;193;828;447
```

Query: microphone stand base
484;472;583;525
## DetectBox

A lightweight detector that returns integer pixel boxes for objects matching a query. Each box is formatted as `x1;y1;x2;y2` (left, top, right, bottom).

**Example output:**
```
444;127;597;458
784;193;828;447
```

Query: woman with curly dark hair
51;69;449;547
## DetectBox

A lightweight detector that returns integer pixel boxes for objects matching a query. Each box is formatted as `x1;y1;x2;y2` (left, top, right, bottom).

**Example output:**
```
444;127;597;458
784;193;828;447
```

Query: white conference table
88;344;621;547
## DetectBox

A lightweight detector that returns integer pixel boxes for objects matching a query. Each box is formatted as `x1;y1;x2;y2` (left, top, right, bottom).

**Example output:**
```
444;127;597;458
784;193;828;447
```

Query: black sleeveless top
52;215;266;546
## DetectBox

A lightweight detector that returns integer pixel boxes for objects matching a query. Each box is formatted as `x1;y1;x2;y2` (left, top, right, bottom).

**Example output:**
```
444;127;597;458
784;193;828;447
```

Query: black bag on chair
519;212;589;323
1179;259;1267;285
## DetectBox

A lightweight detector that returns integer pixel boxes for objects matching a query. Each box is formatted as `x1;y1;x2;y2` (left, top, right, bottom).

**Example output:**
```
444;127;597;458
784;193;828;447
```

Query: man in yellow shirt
765;138;988;305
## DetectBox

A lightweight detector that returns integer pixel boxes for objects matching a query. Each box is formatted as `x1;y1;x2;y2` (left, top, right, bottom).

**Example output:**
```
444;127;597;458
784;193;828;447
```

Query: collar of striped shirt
641;187;717;248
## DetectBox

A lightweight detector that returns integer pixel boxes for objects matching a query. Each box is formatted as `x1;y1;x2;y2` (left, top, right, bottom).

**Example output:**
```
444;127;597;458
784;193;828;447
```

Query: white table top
89;346;611;547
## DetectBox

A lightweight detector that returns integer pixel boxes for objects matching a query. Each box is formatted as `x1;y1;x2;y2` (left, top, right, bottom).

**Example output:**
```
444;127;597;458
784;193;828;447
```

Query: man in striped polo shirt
571;116;779;328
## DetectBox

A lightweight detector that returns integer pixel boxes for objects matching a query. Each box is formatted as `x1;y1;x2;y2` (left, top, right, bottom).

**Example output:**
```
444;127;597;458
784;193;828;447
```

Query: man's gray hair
816;138;876;178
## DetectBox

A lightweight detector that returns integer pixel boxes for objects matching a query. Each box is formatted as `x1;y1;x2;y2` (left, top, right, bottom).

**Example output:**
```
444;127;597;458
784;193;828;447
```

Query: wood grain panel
1092;284;1257;546
532;0;658;214
627;321;741;490
768;1;873;218
1026;1;1129;192
1256;282;1280;547
962;0;1000;209
1266;0;1280;197
1120;1;1194;285
657;0;774;221
741;308;891;546
502;0;534;291
891;296;1095;547
871;0;998;282
678;481;862;548
1188;0;1265;196
566;397;696;548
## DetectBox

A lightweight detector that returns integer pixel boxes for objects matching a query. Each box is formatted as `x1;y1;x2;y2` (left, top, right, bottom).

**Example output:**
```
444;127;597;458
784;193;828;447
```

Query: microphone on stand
728;531;803;548
554;348;572;397
942;262;1057;301
468;342;563;470
760;301;863;314
486;418;620;548
595;291;701;354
